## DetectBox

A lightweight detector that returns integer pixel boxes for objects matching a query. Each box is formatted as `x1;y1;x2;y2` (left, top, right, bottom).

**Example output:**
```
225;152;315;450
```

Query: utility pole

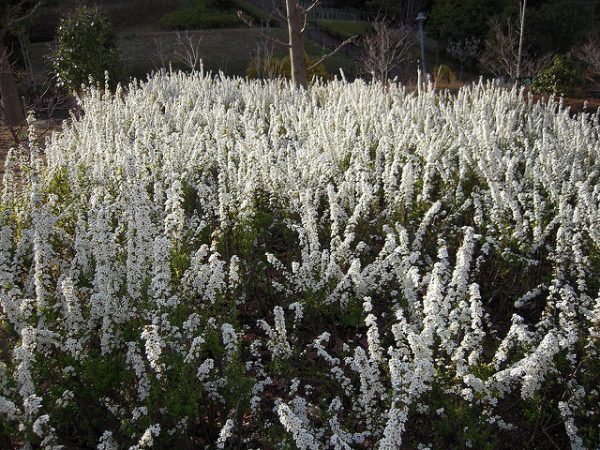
416;11;427;76
516;0;527;82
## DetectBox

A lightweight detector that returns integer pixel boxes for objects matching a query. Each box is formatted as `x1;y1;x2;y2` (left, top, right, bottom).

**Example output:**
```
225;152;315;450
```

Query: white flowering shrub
1;72;600;449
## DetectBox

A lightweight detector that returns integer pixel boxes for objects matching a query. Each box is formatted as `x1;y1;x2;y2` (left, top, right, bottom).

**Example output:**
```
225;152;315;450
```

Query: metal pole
516;0;527;82
416;12;427;76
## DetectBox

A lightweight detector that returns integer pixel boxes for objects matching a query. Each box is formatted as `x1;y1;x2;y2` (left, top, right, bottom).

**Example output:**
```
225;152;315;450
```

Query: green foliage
157;0;278;31
338;296;363;327
428;0;502;44
159;6;240;30
526;0;586;53
408;380;498;450
50;6;119;92
158;0;261;30
532;54;582;96
206;0;234;9
430;0;585;55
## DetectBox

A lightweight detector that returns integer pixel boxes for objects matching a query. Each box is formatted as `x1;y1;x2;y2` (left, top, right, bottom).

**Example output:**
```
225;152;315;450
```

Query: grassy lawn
28;27;357;83
118;29;262;78
117;28;357;79
314;20;371;40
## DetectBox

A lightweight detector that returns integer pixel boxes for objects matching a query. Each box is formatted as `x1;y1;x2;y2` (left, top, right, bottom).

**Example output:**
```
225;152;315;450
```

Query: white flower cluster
0;71;598;448
258;306;293;360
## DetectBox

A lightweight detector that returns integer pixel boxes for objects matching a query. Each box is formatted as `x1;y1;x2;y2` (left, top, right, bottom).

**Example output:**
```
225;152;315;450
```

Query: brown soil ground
531;94;600;116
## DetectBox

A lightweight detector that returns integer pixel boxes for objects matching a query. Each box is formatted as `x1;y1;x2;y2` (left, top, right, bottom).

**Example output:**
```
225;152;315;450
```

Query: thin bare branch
174;31;203;71
260;31;290;48
268;0;287;22
574;37;600;75
480;17;552;79
301;0;320;15
151;36;171;70
301;10;308;33
360;16;417;86
308;35;356;70
12;0;45;26
249;39;285;79
237;10;290;48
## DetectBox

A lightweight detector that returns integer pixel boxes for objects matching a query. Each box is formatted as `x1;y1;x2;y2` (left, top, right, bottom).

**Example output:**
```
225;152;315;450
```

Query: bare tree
285;0;309;87
239;0;354;88
151;36;172;70
1;0;44;125
446;37;480;80
479;18;552;81
574;37;600;76
360;16;417;86
174;31;203;72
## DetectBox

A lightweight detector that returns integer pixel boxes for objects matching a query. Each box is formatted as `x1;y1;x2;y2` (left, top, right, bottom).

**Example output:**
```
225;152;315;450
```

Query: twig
308;36;356;70
301;10;309;33
302;0;321;15
1;0;45;42
12;0;45;26
542;426;562;450
270;0;287;22
237;11;290;48
175;31;203;71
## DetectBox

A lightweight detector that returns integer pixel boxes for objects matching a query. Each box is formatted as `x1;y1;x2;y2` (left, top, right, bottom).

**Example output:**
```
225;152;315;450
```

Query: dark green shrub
232;0;277;27
158;0;275;30
532;54;582;96
207;0;234;9
50;6;120;92
158;6;239;30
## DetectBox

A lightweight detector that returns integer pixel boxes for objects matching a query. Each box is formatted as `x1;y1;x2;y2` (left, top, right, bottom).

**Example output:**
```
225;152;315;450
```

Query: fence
251;0;366;22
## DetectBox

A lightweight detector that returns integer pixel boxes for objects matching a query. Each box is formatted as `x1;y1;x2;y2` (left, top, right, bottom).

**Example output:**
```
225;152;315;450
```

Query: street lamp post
416;12;427;77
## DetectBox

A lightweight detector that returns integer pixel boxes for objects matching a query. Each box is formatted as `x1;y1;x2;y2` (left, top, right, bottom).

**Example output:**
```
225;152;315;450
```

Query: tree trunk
286;0;308;89
0;42;25;125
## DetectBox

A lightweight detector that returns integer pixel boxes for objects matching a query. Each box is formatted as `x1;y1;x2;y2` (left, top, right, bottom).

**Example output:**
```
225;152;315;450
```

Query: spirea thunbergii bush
1;72;599;449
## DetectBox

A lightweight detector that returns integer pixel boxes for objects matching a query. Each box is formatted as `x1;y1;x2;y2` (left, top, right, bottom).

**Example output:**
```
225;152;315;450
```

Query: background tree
428;0;502;45
240;0;354;88
430;0;587;79
285;0;309;87
446;37;480;80
360;16;417;86
51;6;119;92
574;37;600;76
479;17;552;79
525;0;585;54
1;0;43;125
